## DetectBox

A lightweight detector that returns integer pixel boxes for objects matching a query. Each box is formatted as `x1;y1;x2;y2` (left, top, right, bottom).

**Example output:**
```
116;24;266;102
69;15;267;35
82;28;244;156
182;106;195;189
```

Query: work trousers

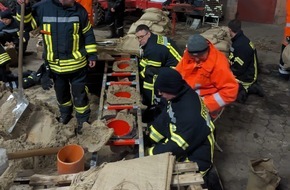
105;9;124;29
52;67;90;124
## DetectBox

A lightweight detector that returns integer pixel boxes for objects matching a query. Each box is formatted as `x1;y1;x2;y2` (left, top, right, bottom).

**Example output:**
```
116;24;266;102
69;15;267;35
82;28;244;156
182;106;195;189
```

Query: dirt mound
0;86;113;189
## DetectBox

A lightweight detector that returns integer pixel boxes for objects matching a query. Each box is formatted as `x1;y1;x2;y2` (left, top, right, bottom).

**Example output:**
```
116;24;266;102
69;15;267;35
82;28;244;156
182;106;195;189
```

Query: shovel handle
18;3;25;92
7;147;62;160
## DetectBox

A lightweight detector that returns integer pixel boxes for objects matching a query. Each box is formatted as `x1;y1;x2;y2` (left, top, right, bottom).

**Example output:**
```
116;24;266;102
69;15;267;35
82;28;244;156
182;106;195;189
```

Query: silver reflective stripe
43;16;79;23
163;36;168;46
194;84;201;95
213;92;226;107
286;23;290;27
2;28;18;33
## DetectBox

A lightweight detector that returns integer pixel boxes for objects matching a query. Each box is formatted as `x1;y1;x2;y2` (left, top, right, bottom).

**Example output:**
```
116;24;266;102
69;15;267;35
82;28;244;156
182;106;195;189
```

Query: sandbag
127;20;154;34
214;40;230;53
282;44;290;69
140;12;164;22
115;34;141;56
246;158;280;190
144;7;169;16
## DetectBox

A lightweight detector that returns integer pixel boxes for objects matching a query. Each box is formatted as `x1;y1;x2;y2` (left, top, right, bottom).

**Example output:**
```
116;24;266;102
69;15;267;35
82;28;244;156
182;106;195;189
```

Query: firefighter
0;9;30;54
175;34;238;117
278;0;290;80
0;45;10;82
17;0;98;135
105;0;125;38
148;67;222;190
135;24;182;107
228;19;264;103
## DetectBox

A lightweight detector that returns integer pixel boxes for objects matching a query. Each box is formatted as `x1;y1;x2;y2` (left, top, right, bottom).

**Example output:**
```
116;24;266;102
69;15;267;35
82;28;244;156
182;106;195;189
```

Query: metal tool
96;40;116;46
7;3;29;133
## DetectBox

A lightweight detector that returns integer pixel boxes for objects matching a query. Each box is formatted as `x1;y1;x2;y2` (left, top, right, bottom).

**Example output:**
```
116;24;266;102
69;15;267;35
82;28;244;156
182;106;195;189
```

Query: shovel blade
7;93;29;133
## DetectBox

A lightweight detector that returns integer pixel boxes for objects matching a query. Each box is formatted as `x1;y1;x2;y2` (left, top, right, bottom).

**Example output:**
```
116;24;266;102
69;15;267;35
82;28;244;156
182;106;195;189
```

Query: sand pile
0;85;113;189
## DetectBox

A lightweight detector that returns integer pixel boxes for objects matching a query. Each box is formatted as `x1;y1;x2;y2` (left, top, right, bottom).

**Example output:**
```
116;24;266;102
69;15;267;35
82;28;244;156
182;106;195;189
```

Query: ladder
97;54;145;157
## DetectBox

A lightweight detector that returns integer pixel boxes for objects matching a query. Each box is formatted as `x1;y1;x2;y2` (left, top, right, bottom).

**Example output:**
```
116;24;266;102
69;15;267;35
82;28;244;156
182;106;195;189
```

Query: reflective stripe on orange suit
175;42;238;113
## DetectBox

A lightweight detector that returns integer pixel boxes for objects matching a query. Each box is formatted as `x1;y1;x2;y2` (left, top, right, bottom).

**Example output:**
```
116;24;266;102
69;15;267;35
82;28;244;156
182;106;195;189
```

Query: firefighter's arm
80;7;97;61
229;44;253;77
203;56;238;112
16;0;38;31
165;40;182;67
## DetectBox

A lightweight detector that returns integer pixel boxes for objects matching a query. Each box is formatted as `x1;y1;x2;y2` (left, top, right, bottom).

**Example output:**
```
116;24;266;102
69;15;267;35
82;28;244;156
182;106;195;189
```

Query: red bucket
107;119;132;137
114;91;131;98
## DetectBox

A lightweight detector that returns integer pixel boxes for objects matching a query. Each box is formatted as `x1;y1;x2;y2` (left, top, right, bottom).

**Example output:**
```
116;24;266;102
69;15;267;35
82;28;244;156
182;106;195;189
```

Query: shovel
7;3;29;133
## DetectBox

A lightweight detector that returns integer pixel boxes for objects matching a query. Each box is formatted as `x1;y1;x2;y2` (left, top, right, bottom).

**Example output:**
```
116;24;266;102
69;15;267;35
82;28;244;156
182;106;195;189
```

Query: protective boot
248;82;264;97
116;27;124;38
107;24;118;38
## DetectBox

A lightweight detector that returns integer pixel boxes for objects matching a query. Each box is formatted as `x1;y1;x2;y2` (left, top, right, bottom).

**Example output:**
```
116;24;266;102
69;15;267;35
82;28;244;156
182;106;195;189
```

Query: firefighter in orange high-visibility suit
175;34;238;117
278;0;290;79
76;0;94;25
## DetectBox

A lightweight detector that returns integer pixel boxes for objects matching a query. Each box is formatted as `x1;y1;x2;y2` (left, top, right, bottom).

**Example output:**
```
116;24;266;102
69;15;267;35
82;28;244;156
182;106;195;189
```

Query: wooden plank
166;155;176;190
171;172;204;187
29;174;76;186
174;162;199;173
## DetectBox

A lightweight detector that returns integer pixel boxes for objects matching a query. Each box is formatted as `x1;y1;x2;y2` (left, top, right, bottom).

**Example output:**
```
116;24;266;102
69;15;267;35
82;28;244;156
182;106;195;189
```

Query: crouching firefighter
16;0;98;134
147;68;223;190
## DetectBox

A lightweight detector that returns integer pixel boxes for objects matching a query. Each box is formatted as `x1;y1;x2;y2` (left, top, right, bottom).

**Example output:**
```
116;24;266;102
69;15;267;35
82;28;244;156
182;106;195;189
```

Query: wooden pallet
172;162;207;190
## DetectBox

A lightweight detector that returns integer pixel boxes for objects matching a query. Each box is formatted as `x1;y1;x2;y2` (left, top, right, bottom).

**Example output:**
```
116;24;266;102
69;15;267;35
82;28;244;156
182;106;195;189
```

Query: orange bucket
107;119;132;137
57;144;85;175
117;62;130;69
114;91;131;98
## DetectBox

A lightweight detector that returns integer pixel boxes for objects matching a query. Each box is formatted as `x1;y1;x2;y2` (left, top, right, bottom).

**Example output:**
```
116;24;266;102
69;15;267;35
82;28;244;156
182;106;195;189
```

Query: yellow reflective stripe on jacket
169;123;189;150
249;41;258;82
48;56;87;73
149;125;164;143
85;44;97;53
168;43;182;61
148;146;154;156
140;59;147;68
234;57;244;66
75;104;90;114
72;23;82;59
229;52;234;61
147;60;162;67
16;12;32;23
82;22;92;34
60;100;72;106
207;131;215;163
43;24;54;61
157;35;167;46
0;52;11;65
140;68;145;78
31;17;37;30
143;81;153;90
140;58;162;67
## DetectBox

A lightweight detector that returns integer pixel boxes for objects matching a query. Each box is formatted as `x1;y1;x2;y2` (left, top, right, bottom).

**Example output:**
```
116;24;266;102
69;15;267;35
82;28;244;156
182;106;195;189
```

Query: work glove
41;64;53;90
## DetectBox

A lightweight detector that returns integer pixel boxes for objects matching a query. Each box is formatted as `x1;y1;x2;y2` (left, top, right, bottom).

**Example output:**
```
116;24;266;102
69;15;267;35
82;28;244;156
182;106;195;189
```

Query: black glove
41;64;53;90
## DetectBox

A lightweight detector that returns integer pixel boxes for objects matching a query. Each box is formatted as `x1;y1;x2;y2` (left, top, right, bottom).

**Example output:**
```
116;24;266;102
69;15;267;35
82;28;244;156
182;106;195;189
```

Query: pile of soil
0;85;113;189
